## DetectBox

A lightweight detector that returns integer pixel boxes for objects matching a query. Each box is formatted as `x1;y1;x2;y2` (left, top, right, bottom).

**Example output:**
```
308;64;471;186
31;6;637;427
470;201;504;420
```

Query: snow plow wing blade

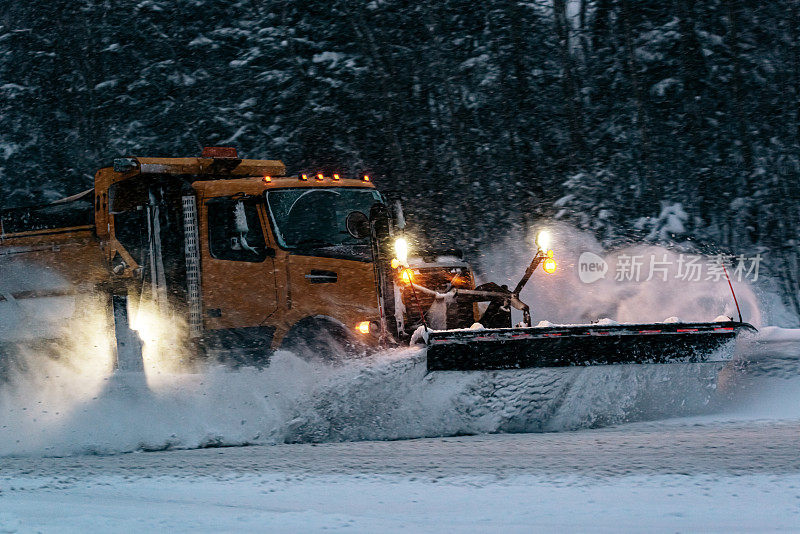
425;321;757;371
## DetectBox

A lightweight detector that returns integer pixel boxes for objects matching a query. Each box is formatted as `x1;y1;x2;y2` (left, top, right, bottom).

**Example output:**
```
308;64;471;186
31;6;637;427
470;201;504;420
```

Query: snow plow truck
0;147;755;374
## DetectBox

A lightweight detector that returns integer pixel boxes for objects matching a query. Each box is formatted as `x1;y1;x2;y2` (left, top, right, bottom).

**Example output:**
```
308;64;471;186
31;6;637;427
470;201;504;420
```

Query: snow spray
474;223;763;327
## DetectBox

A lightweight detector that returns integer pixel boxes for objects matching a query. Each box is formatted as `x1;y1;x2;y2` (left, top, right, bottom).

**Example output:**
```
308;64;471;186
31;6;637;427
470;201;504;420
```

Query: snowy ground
1;329;799;532
2;419;800;532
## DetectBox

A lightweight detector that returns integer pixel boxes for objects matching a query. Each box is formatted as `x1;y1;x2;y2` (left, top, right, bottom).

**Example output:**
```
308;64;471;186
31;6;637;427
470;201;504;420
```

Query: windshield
265;188;383;249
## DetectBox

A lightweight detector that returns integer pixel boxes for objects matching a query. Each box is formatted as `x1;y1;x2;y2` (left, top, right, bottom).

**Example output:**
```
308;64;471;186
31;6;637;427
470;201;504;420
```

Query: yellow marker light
536;230;551;251
394;237;408;264
400;268;414;284
362;175;370;182
333;173;340;181
547;249;554;258
390;258;401;269
263;175;272;183
543;257;557;274
316;173;325;181
356;321;371;335
300;173;308;181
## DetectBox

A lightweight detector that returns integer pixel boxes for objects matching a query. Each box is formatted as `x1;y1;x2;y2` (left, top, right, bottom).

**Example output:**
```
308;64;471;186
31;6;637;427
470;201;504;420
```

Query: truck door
200;195;279;350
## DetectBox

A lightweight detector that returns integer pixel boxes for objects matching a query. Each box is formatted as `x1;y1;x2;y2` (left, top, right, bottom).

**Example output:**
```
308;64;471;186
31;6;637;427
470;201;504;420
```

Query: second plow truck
0;147;755;376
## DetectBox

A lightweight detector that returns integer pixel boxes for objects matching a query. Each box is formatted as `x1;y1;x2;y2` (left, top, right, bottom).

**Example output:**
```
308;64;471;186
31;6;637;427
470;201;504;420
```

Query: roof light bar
295;172;373;182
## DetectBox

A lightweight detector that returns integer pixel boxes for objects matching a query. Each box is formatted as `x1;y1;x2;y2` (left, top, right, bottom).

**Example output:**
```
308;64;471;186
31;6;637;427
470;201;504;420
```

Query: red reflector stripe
677;328;699;332
714;327;734;332
544;333;562;337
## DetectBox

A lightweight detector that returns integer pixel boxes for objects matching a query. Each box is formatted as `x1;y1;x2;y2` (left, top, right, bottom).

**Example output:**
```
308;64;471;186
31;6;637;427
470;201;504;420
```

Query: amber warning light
399;269;414;284
297;172;370;182
543;257;557;274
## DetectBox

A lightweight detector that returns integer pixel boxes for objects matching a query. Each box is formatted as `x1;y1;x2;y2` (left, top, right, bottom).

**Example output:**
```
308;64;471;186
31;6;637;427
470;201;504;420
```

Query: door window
207;198;267;262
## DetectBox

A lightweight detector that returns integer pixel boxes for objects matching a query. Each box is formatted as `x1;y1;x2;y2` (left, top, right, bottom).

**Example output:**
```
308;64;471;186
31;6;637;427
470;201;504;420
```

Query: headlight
356;320;379;336
356;321;371;334
394;237;408;264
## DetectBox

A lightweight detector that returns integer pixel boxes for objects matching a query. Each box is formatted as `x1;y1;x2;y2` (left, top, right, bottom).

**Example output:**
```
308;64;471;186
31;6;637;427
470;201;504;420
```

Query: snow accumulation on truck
0;147;754;378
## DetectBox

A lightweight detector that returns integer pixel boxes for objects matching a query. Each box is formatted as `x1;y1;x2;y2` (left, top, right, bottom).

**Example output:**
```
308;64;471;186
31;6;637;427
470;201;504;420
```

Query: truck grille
400;267;476;330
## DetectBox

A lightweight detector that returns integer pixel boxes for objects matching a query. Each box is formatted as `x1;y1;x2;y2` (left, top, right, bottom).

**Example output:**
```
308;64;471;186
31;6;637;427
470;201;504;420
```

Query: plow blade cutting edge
425;321;757;371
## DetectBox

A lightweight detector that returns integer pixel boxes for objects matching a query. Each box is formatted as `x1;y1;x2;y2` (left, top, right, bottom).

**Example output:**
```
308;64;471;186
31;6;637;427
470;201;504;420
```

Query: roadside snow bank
755;326;800;343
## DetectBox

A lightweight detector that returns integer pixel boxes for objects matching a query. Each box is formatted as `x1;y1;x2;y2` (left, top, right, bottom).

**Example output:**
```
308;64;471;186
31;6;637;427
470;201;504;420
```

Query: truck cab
97;148;393;361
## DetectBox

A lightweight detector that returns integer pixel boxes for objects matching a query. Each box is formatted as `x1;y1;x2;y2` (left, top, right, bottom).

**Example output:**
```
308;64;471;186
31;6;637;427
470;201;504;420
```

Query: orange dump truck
0;147;477;370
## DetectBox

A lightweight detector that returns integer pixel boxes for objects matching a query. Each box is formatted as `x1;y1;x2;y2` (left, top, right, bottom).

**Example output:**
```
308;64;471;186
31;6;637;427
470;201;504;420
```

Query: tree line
0;0;797;316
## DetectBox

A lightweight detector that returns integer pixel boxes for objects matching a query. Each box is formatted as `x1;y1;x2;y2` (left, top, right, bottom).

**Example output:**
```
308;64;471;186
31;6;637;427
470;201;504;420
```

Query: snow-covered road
2;418;800;532
0;330;798;532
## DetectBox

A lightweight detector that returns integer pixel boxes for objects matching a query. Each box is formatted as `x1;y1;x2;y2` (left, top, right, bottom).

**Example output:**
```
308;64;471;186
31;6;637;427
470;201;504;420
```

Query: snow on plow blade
425;321;757;371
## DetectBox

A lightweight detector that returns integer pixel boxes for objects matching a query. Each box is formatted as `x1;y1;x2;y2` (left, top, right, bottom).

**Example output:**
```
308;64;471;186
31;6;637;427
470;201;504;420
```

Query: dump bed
0;189;95;236
0;190;109;343
0;189;107;288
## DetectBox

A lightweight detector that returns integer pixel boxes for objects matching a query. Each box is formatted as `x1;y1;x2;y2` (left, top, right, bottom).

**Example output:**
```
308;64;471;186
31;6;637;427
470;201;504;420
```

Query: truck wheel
280;318;363;364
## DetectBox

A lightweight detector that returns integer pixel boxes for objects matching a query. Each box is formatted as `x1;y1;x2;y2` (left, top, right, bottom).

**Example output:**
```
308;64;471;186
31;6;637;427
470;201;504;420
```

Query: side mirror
345;211;370;239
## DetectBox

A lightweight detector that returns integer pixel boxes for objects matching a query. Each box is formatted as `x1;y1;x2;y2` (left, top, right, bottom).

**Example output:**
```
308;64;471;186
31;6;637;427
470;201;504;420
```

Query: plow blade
426;321;757;371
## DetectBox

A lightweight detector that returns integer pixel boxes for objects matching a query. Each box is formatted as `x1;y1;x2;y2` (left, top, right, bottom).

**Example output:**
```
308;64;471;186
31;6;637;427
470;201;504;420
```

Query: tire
280;317;364;364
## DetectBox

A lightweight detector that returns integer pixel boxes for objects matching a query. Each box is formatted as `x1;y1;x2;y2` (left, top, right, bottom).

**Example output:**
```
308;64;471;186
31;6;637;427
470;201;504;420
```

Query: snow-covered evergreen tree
0;0;797;314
